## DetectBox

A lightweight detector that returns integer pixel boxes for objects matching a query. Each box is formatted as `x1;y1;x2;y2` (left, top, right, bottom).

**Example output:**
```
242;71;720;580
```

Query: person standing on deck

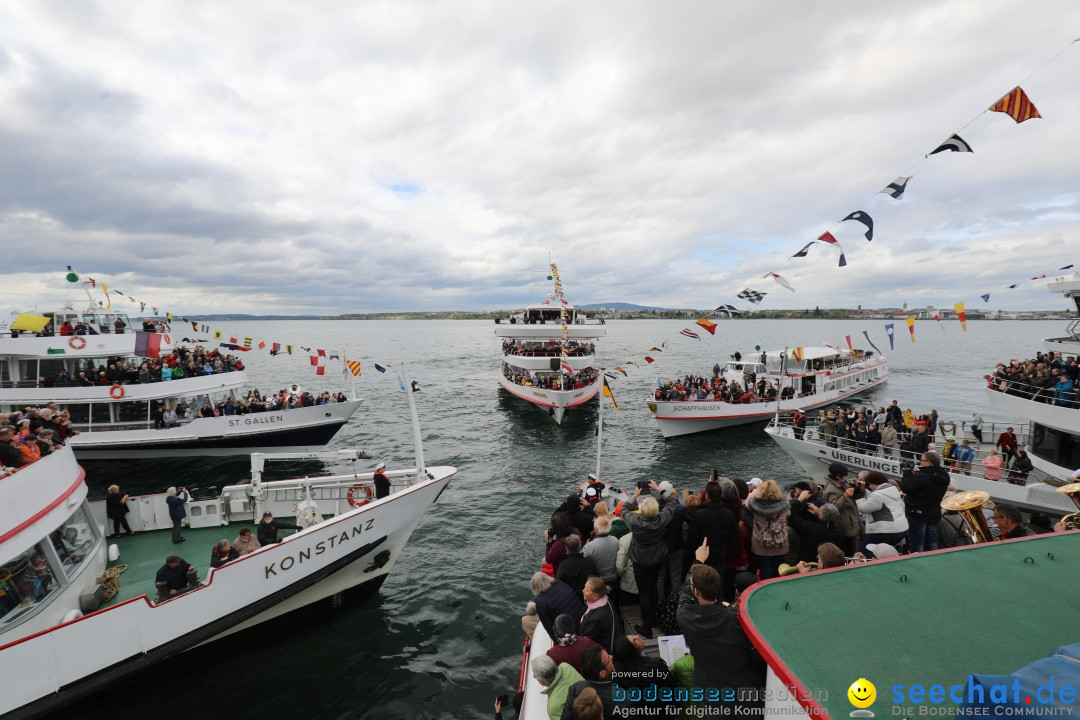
821;463;861;557
165;486;189;543
901;452;950;552
373;462;391;499
971;412;984;443
996;427;1018;467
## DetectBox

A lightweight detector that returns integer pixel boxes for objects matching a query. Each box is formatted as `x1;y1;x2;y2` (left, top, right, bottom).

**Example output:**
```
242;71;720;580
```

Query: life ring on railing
163;333;171;345
68;336;86;350
346;483;373;508
109;384;125;399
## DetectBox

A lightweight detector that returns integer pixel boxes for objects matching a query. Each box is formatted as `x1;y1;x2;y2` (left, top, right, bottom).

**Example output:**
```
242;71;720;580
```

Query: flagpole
402;363;427;477
595;373;604;481
774;348;787;429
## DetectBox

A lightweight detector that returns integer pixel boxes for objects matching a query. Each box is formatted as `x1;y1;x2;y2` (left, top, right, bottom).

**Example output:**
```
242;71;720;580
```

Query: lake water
55;318;1056;719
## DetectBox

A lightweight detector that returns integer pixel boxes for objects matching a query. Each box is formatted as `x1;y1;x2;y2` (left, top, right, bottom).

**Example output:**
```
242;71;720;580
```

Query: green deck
741;533;1080;718
104;523;296;606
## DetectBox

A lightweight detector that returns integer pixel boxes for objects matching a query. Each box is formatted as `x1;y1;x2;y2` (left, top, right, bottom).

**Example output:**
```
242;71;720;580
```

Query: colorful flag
1031;274;1046;280
816;233;847;267
762;272;795;292
101;284;111;309
955;302;967;332
397;374;407;392
861;331;882;355
375;363;388;373
981;294;991;303
645;356;656;364
791;347;804;361
345;359;362;376
906;317;916;343
928;133;973;155
696;317;718;335
310;354;326;375
845;335;855;355
791;241;815;259
243;337;253;348
841;211;874;241
602;377;619;411
714;304;742;317
271;342;281;355
561;361;574;373
614;366;627;376
680;329;700;340
989;87;1041;124
933;314;945;332
10;313;51;332
134;332;164;359
258;341;266;350
213;329;223;340
285;344;293;355
885;323;895;350
879;176;913;199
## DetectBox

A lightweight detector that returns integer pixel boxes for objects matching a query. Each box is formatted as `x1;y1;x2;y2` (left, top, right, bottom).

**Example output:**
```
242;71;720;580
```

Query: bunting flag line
879;176;913;199
763;272;795;292
989;86;1041;124
906;317;916;343
981;294;991;303
928;133;974;156
714;304;742;317
955;302;967;332
680;329;700;340
861;331;882;355
885;323;895;351
816;232;847;267
345;359;363;376
695;317;718;335
602;376;619;411
841;211;874;241
737;289;766;304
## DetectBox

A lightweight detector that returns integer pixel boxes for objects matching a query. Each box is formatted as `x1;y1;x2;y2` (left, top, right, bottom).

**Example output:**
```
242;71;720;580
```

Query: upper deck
493;304;607;340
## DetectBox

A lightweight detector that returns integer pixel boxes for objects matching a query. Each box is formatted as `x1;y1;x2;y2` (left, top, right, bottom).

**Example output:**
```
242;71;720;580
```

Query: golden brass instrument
940;490;993;544
778;562;816;576
1056;483;1080;530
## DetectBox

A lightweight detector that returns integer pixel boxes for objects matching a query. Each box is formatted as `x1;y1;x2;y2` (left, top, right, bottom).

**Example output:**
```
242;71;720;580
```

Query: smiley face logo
847;678;876;711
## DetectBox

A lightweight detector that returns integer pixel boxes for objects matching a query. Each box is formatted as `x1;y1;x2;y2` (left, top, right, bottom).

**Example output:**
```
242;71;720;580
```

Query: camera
637;480;651;490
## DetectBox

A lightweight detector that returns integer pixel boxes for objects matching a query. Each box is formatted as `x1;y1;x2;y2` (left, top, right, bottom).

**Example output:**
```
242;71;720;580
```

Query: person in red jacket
996;427;1018;466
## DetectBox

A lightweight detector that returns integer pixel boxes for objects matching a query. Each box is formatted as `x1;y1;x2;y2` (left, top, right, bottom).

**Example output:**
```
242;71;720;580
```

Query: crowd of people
501;340;596;357
0;404;73;474
506;457;1079;719
502;364;599;391
654;370;796;403
987;351;1078;408
43;345;246;388
797;400;1037;486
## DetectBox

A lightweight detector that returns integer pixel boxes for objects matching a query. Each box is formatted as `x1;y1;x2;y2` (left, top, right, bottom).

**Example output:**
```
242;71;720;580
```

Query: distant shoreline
194;312;1068;321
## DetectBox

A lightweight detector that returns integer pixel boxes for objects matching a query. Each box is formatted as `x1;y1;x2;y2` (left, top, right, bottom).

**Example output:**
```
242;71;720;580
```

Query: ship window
50;505;96;577
1030;423;1080;472
0;543;60;626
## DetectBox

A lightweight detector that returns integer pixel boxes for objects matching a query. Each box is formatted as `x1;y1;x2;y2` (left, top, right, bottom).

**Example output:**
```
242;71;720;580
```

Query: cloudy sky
2;2;1079;314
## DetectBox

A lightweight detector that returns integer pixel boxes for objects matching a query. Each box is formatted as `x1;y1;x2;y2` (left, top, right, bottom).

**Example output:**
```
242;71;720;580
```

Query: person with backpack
745;479;790;580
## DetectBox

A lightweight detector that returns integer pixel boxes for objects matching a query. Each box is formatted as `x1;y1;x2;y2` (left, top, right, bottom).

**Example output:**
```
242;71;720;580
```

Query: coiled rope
96;564;129;602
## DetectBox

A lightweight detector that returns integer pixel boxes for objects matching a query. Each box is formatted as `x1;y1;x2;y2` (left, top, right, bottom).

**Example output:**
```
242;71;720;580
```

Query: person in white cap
374;462;390;499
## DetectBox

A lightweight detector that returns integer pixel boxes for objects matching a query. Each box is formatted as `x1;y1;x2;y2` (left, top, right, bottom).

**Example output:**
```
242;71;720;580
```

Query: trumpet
1057;483;1080;531
940;490;994;544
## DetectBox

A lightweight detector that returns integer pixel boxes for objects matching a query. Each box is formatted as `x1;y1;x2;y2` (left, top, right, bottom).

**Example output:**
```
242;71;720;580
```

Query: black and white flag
714;304;742;317
928;133;973;156
737;289;767;304
842;210;874;241
879;176;913;199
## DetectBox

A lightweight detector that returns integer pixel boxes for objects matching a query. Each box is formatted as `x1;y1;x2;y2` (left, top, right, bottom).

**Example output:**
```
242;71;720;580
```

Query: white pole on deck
774;348;788;429
402;364;427;476
595;372;604;481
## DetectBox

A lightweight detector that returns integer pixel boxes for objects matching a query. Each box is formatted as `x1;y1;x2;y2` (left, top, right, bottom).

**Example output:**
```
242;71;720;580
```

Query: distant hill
576;302;676;312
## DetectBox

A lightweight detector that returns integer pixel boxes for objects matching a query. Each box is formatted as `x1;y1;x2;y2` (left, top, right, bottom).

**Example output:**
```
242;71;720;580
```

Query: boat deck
103;522;298;607
740;532;1080;718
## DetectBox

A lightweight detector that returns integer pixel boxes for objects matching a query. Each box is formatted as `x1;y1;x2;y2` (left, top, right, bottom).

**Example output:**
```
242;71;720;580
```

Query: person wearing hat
155;555;198;600
821;463;861;556
257;510;299;546
583;472;605;505
373;462;391;499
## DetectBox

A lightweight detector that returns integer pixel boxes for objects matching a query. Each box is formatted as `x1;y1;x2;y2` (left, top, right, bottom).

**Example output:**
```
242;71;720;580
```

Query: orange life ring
163;333;171;345
68;336;86;350
346;483;373;508
109;384;125;399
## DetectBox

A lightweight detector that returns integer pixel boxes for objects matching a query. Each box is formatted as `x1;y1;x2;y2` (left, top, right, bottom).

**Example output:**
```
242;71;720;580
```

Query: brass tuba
778;562;816;576
1057;483;1080;531
940;490;994;544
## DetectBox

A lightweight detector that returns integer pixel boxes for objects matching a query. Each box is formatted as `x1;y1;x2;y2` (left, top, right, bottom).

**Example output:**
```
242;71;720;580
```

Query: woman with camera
622;480;676;639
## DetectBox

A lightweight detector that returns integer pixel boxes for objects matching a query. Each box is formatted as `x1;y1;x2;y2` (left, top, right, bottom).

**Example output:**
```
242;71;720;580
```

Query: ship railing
986;377;1077;409
770;415;1041;485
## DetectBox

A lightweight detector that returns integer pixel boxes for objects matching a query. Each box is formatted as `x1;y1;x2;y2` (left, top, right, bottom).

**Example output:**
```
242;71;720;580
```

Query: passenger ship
494;302;606;424
0;382;455;719
648;346;889;438
986;271;1080;481
1;287;361;460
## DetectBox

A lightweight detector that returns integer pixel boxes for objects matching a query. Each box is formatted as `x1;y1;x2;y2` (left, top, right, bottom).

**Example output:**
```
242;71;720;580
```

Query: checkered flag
737;289;766;304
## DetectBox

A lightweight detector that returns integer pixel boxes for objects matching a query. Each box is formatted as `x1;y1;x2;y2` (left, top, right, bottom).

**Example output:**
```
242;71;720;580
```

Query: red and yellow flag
696;317;717;335
791;347;804;362
955;302;967;332
906;316;916;343
989;87;1041;124
602;377;619;411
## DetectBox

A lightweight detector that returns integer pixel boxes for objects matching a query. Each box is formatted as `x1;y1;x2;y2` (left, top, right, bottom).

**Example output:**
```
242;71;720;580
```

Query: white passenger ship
648;347;889;438
494;302;606;424
0;381;455;719
1;287;361;459
986;271;1080;482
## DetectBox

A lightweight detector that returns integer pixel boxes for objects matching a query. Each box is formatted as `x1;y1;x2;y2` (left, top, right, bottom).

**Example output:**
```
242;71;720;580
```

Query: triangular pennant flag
602;377;619;411
989;87;1041;124
762;272;795;292
375;363;388;373
928;133;973;156
680;329;700;340
817;233;847;266
955;302;967;332
906;317;916;343
879;176;912;199
841;211;874;241
981;294;990;303
791;347;804;362
1008;283;1020;289
861;331;882;355
791;241;815;259
645;356;655;364
345;359;362;376
1060;264;1075;270
885;323;895;351
933;314;945;332
695;317;718;335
